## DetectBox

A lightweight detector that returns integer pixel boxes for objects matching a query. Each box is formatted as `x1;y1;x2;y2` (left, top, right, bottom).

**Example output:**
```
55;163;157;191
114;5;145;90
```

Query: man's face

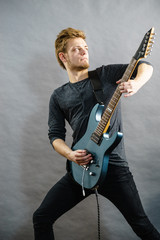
64;37;89;71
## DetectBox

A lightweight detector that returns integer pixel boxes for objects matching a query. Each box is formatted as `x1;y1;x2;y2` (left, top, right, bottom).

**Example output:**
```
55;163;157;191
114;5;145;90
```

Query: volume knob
89;172;95;176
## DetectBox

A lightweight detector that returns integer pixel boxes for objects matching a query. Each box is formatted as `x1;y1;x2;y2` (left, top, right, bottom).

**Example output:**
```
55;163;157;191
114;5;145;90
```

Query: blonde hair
55;27;86;69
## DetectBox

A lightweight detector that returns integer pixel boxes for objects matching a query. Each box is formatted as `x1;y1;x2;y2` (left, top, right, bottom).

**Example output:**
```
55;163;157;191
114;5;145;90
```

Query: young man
33;28;160;239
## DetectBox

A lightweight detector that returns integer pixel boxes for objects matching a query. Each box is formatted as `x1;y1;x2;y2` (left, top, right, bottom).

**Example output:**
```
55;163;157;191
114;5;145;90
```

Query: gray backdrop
1;0;160;239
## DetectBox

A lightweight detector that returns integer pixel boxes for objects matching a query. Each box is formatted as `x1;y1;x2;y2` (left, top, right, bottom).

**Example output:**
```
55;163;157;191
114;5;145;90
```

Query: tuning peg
150;37;155;41
148;44;154;48
147;49;152;55
151;33;156;39
145;51;152;57
147;46;153;50
146;48;152;52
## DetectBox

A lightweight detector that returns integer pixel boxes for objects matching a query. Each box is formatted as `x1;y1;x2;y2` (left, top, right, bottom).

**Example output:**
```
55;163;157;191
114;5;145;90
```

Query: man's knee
33;208;54;228
33;208;55;239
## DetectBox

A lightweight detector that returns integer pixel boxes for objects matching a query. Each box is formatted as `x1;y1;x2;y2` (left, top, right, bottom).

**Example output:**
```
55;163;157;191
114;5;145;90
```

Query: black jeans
33;164;160;239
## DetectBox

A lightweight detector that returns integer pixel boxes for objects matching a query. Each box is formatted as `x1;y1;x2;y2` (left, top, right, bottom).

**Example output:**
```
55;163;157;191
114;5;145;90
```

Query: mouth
81;58;88;61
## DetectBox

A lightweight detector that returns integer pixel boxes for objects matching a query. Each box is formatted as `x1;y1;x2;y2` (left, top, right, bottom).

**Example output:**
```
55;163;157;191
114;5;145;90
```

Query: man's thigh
36;173;92;222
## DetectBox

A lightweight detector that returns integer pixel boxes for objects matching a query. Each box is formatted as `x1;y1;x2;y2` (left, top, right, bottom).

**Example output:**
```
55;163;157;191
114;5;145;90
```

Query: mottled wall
0;0;160;239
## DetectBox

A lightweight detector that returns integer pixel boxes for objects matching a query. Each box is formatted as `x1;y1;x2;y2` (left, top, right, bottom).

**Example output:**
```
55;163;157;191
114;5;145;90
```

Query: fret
107;107;112;113
95;127;102;133
114;92;121;99
103;112;110;120
126;69;131;74
112;96;119;101
108;102;116;109
91;132;102;145
99;121;107;130
91;133;100;141
123;72;130;78
97;123;105;130
96;127;104;134
99;121;107;128
110;98;116;104
108;102;114;108
110;99;116;105
103;109;111;117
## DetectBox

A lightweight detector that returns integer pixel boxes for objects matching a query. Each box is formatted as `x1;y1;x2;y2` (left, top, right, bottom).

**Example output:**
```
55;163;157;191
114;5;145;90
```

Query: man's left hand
117;79;141;97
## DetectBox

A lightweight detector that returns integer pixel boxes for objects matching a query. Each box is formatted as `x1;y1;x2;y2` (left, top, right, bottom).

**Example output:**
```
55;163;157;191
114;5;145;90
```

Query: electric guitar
70;27;155;191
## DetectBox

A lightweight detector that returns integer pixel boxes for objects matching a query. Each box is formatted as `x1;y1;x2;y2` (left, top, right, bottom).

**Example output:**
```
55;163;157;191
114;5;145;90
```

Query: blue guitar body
70;104;123;189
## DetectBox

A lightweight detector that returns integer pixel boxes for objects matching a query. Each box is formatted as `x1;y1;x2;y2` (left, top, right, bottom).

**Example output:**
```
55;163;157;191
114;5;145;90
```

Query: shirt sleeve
104;60;152;83
131;60;152;79
113;60;151;81
48;91;66;145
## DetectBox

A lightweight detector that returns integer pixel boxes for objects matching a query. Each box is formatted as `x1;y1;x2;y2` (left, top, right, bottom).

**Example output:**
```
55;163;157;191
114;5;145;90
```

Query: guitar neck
91;57;138;144
90;27;155;145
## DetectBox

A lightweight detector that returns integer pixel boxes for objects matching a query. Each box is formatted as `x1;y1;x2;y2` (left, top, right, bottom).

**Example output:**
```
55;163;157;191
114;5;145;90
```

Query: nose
80;48;87;55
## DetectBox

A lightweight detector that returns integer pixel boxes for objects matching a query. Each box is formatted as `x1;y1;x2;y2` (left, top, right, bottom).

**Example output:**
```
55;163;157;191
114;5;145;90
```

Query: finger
120;88;132;93
75;152;90;158
116;80;121;84
79;158;92;165
75;150;87;157
76;150;86;154
76;155;93;165
118;84;126;91
124;91;134;97
75;154;92;161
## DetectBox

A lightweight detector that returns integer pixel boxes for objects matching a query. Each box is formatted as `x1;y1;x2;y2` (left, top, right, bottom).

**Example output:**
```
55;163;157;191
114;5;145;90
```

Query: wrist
66;149;74;161
133;78;144;90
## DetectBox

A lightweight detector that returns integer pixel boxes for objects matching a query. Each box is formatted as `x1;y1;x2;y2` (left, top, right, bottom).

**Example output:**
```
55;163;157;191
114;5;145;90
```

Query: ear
59;52;67;63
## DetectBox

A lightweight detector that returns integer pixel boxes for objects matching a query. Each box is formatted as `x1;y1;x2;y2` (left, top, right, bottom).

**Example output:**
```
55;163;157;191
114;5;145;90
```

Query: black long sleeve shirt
48;62;145;166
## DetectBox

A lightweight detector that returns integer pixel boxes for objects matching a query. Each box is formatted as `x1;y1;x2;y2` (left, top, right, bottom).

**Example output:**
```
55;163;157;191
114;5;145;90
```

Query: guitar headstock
134;27;155;60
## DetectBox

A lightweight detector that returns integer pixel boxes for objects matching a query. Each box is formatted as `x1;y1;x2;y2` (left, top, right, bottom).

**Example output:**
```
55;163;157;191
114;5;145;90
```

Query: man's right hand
53;139;92;166
68;150;93;166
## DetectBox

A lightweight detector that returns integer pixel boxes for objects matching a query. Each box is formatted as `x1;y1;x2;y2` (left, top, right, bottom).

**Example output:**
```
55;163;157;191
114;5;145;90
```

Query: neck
67;68;89;83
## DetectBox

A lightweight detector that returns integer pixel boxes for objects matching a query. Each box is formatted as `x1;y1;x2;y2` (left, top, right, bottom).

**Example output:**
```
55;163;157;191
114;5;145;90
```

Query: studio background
0;0;160;239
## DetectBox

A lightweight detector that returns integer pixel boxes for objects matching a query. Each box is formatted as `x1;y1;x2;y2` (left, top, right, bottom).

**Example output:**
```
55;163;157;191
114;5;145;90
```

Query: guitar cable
81;167;86;196
81;167;101;239
94;188;101;240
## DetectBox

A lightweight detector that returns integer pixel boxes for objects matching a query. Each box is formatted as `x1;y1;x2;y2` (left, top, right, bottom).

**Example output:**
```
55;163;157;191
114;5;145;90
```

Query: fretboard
91;57;138;145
